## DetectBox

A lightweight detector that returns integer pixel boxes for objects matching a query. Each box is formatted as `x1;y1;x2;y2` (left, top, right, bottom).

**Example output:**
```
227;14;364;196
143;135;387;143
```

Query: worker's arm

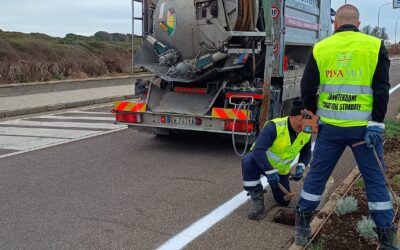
300;52;320;114
371;41;390;123
298;139;312;167
252;122;277;172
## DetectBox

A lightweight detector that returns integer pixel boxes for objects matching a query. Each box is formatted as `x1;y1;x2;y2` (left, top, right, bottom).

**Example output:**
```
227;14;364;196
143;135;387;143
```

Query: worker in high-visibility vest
241;102;312;220
295;4;396;249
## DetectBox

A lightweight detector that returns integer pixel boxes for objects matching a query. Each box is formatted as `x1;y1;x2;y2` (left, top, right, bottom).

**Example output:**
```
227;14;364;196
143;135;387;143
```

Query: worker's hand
266;170;280;187
364;122;385;148
291;163;305;181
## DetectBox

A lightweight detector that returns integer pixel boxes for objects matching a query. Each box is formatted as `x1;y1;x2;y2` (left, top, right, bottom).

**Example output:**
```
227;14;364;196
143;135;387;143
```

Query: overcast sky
0;0;400;41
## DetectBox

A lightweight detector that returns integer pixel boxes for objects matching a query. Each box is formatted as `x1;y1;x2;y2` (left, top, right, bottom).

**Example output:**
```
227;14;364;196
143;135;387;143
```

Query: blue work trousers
242;152;291;207
298;124;394;228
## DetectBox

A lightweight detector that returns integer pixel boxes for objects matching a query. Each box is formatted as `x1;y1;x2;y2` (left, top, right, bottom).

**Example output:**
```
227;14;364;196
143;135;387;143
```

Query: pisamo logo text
325;69;363;78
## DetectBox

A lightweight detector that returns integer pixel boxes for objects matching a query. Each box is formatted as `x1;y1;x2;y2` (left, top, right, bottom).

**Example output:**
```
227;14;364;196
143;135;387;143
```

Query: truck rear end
114;0;332;142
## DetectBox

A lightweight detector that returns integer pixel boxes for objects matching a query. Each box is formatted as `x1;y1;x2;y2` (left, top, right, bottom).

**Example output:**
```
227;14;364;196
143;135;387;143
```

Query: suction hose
231;101;252;157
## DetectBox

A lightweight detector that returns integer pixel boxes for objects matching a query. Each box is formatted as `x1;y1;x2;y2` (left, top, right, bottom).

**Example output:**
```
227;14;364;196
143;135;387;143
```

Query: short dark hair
290;100;304;116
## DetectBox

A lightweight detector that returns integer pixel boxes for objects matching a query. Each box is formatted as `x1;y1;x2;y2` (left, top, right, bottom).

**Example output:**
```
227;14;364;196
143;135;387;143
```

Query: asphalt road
0;60;400;250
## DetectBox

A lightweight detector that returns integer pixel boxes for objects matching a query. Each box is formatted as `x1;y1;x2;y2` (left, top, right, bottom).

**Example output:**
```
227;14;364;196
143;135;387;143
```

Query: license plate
171;116;196;125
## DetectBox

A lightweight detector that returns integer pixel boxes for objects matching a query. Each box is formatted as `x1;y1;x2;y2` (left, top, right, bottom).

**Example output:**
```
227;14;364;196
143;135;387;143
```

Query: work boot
247;190;266;220
374;225;398;250
295;207;313;246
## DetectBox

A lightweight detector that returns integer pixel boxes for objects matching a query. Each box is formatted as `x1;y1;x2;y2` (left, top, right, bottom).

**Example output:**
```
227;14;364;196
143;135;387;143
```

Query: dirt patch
272;207;296;227
384;138;400;154
312;145;400;249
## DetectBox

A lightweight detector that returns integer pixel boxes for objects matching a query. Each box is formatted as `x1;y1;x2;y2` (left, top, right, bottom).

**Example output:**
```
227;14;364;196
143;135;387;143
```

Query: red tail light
195;118;202;125
160;116;166;123
115;113;142;123
223;120;253;132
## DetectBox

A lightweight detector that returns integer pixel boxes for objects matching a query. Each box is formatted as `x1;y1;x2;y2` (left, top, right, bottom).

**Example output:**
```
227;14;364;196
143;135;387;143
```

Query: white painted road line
0;135;67;150
389;83;400;94
68;110;112;115
157;177;270;250
37;115;115;121
0;120;125;130
0;127;127;159
0;127;102;139
157;83;400;250
0;107;125;158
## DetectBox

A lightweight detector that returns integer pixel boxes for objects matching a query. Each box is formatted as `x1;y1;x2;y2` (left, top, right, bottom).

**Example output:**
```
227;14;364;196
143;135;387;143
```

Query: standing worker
242;102;312;220
295;4;396;249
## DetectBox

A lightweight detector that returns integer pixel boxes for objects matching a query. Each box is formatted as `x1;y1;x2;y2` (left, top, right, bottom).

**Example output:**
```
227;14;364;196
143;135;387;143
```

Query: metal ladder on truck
131;0;147;73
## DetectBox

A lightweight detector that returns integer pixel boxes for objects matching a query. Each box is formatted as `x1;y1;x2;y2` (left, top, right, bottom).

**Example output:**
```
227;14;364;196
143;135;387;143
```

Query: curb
0;74;152;97
0;94;135;118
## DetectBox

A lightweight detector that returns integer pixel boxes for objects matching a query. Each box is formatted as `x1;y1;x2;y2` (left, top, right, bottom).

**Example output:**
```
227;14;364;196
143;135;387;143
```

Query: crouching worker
242;102;312;220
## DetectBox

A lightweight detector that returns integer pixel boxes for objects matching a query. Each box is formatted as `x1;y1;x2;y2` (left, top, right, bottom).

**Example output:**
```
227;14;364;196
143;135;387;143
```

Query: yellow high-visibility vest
313;31;381;127
251;117;311;175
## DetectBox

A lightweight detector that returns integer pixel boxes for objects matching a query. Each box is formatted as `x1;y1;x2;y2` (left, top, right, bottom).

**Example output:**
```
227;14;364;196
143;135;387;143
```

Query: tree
362;25;371;35
361;25;388;40
94;31;112;42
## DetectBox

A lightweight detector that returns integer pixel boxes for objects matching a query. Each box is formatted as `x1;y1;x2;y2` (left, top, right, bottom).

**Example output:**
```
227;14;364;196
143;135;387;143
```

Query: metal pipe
143;0;149;36
378;2;391;28
132;0;135;72
395;16;400;45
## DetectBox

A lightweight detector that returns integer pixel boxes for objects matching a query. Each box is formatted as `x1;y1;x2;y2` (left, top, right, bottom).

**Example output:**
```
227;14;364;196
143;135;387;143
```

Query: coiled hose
231;101;252;157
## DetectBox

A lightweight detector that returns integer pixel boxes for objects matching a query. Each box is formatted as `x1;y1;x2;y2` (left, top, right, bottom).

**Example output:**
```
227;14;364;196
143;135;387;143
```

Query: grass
354;177;365;189
385;119;400;140
308;239;325;250
393;175;400;185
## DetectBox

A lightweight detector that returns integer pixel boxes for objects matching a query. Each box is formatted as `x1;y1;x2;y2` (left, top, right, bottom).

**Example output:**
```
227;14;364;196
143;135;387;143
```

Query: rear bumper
115;111;254;136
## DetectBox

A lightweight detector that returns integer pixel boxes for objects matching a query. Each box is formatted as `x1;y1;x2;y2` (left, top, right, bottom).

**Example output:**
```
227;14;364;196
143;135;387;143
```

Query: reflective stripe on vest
313;31;381;127
320;84;373;95
266;151;292;165
317;108;371;121
258;117;311;175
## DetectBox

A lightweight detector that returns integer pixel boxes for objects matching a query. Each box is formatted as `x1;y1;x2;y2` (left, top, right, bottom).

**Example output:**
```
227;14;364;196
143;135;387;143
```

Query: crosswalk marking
36;115;115;121
0;108;126;157
0;127;102;139
1;120;125;130
0;135;66;150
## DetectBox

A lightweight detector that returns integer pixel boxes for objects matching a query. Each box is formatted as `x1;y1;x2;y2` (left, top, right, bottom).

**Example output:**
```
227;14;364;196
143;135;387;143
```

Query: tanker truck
114;0;333;147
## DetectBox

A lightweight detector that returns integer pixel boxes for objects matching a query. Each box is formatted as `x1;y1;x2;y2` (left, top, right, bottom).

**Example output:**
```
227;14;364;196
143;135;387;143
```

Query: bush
356;216;378;240
335;195;358;216
0;30;135;84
